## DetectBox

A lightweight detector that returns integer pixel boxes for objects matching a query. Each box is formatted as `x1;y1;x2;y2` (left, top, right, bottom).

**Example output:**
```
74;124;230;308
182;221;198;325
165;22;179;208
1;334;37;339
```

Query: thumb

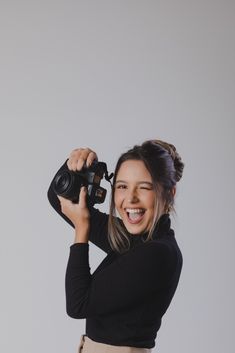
79;186;88;208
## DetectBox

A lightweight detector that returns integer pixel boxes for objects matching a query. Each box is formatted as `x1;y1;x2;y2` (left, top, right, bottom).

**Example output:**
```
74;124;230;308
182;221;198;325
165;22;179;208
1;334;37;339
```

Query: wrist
74;225;90;243
74;223;90;232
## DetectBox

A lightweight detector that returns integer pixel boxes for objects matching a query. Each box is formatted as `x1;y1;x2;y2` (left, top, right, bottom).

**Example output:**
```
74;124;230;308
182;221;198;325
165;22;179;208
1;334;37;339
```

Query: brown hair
107;139;185;254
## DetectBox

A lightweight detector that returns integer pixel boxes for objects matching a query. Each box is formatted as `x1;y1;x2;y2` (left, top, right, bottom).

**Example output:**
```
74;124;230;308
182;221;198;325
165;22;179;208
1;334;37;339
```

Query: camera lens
54;171;71;194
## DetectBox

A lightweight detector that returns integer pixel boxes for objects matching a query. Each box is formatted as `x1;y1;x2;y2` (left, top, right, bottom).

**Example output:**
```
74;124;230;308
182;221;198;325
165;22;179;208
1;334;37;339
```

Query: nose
126;188;139;203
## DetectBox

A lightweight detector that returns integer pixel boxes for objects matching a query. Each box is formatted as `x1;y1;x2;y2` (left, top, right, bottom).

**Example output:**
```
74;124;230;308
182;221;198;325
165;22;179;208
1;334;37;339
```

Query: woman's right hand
56;148;98;230
66;147;98;172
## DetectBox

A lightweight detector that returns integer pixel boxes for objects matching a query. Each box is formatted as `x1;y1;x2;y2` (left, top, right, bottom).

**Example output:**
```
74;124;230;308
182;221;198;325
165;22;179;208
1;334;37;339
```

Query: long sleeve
47;159;112;253
65;240;178;319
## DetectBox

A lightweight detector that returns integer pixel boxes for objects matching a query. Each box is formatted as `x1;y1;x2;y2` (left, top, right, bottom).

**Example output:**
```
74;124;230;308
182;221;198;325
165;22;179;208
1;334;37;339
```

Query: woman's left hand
57;186;90;231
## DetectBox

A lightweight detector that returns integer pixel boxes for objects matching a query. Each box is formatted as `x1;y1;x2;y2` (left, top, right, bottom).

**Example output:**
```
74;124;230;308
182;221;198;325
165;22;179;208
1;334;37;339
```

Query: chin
124;223;148;235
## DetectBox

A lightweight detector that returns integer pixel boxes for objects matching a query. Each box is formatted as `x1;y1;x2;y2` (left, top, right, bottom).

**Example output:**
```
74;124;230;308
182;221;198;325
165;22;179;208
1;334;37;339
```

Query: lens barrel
53;170;84;203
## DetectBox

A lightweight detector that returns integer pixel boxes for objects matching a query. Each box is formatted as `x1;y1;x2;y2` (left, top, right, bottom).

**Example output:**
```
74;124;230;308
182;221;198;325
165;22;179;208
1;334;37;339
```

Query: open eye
116;184;127;189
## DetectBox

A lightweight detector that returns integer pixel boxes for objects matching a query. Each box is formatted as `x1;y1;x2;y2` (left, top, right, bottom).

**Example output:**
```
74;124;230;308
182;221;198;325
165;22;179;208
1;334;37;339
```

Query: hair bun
153;139;185;182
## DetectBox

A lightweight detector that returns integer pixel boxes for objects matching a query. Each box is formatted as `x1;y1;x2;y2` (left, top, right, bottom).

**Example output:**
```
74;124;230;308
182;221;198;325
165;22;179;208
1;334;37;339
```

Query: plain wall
0;1;234;352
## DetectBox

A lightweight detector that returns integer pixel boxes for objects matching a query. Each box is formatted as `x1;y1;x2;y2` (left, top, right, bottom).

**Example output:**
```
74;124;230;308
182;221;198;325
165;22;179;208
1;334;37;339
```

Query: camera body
52;160;111;207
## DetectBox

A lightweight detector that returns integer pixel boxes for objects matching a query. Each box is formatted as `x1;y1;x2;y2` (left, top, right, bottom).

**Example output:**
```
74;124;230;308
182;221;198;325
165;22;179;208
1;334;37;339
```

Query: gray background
0;1;234;352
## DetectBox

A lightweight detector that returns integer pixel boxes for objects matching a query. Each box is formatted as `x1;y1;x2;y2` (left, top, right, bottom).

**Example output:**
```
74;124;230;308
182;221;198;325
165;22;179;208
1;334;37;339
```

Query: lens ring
54;171;72;194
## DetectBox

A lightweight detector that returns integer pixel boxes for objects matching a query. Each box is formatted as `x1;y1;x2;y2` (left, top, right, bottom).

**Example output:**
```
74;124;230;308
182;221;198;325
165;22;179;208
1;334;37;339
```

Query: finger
78;186;88;208
68;148;89;171
67;148;96;171
67;157;76;171
69;149;85;171
86;151;98;167
76;149;94;170
76;155;87;171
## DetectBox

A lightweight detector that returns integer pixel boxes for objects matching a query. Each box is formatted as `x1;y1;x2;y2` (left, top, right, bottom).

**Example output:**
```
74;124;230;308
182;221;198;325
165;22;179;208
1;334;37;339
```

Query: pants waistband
78;334;152;353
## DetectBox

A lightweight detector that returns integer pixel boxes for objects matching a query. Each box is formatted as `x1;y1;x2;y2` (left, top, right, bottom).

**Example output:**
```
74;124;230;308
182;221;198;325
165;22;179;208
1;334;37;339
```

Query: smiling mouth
124;208;146;224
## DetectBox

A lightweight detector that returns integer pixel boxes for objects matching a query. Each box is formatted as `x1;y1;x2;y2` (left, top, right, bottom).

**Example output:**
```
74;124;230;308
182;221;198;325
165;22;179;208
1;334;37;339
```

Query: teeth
125;208;145;214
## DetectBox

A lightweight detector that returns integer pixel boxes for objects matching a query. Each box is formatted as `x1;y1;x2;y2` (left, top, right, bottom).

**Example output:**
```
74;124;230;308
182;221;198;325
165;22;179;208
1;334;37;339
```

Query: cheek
114;191;125;210
114;192;120;207
144;194;156;211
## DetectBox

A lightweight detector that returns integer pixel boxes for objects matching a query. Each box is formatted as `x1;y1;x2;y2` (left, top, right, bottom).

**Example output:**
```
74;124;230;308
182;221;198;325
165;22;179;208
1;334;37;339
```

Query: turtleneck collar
128;213;173;245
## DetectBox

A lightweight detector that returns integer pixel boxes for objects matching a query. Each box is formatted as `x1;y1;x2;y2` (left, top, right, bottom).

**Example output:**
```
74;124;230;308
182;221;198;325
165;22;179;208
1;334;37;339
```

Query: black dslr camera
52;160;113;207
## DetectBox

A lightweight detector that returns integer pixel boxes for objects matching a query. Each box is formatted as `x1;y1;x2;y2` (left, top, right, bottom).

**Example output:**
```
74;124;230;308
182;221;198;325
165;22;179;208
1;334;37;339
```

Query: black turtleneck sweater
47;160;183;349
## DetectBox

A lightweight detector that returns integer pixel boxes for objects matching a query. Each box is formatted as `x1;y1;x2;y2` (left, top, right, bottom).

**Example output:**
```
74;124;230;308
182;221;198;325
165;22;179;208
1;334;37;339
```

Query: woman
47;139;184;353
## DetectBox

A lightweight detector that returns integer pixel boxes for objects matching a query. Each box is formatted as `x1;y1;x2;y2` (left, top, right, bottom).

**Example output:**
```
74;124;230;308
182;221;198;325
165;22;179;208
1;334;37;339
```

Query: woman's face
114;160;156;235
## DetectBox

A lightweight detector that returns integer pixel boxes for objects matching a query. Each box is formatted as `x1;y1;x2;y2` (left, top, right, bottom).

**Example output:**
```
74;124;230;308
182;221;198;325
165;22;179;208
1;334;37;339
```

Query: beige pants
77;334;152;353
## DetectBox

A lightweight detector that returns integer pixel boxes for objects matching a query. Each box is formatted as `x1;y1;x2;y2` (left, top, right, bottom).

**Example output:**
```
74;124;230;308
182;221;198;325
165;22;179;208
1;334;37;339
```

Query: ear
172;186;176;197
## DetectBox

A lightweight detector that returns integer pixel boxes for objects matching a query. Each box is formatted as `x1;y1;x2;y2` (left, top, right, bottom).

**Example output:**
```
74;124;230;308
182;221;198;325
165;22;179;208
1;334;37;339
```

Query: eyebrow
115;180;153;186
